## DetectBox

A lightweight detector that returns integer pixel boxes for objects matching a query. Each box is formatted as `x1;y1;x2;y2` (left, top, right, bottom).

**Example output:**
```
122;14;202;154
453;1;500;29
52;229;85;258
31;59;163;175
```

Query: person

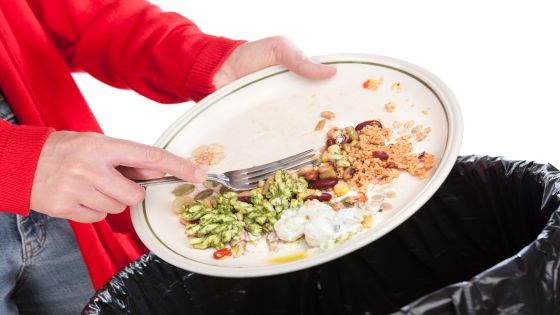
0;0;336;314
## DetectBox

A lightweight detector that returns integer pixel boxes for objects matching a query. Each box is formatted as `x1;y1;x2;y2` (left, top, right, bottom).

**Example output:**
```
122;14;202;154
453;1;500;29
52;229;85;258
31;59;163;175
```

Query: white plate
131;53;463;277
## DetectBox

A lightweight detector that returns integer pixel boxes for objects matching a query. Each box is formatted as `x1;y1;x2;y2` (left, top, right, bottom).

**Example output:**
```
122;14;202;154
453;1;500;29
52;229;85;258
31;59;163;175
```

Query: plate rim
131;53;463;277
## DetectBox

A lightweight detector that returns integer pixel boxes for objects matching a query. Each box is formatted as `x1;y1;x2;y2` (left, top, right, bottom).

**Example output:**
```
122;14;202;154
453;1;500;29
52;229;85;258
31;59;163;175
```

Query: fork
134;149;317;191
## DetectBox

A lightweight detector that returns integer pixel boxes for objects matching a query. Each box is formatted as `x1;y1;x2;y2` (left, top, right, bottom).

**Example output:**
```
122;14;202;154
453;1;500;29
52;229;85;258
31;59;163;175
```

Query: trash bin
83;155;560;315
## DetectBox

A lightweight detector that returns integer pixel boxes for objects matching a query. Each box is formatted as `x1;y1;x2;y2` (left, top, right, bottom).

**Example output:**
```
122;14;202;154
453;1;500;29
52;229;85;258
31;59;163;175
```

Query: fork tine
226;149;316;178
233;157;316;186
229;183;259;191
134;149;318;190
228;153;316;180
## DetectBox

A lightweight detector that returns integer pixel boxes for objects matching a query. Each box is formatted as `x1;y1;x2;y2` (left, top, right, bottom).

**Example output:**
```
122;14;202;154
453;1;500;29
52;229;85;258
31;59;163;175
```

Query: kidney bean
372;151;389;160
304;192;332;202
238;195;251;203
355;120;383;131
418;151;426;159
326;138;335;147
238;191;252;203
308;178;339;189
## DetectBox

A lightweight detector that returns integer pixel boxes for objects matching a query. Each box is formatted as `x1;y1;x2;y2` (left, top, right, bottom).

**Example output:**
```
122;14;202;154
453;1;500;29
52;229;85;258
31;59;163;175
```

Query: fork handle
134;174;223;187
134;176;184;186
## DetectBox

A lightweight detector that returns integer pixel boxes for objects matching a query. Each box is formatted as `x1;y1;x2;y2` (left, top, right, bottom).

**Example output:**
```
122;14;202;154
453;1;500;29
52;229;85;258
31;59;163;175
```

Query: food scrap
320;111;335;120
314;119;326;131
213;248;232;260
385;102;396;113
363;77;384;91
172;78;436;261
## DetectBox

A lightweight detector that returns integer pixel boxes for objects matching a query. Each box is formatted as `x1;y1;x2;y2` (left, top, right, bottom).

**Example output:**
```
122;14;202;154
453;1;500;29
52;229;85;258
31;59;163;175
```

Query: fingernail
194;168;207;182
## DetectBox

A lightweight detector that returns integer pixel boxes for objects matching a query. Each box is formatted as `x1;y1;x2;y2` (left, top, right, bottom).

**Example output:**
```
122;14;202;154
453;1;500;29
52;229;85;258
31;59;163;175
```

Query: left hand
213;36;336;88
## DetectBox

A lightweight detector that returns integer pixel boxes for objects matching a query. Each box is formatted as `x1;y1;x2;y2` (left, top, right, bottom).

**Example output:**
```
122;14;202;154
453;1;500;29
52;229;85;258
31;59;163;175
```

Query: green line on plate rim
161;61;446;150
143;199;189;259
144;60;450;265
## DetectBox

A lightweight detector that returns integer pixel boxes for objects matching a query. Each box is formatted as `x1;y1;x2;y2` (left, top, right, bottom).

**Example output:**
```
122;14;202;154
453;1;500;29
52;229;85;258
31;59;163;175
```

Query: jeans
1;94;94;314
0;91;17;124
0;212;94;314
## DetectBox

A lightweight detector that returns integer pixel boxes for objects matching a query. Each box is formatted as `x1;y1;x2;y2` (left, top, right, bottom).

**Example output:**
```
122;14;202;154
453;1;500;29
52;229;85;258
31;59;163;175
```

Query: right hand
30;131;206;223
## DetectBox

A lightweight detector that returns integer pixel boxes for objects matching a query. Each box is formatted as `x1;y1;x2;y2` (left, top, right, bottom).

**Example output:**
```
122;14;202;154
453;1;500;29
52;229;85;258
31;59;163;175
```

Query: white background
75;0;560;168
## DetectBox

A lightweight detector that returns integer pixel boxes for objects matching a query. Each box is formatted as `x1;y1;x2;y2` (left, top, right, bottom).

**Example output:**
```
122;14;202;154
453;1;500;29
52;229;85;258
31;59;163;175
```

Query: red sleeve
27;0;245;103
0;121;54;215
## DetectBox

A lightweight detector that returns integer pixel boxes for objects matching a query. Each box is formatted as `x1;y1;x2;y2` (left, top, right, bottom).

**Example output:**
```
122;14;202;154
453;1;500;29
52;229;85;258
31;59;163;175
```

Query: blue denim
1;94;94;314
0;91;17;124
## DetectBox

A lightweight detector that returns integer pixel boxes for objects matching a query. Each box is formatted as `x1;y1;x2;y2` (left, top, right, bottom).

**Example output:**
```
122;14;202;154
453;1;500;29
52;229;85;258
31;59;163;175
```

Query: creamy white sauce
274;200;364;249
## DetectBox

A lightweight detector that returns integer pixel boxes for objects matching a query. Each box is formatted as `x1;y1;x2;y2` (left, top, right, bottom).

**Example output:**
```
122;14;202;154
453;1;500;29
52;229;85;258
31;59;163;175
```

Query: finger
94;169;146;206
105;139;207;183
68;205;108;223
81;188;127;214
271;37;336;80
117;166;165;180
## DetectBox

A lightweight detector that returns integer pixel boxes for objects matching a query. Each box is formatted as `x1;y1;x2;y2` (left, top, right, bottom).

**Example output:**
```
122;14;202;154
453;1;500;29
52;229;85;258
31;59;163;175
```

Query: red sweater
0;0;243;289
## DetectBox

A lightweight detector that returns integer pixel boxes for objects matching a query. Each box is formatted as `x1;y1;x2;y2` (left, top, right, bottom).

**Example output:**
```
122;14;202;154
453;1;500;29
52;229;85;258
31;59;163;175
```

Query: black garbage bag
83;155;560;315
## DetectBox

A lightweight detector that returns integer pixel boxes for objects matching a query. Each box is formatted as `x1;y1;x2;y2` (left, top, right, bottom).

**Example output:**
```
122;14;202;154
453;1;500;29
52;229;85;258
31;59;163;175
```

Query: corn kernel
321;153;329;162
333;181;349;196
327;144;341;154
362;215;373;228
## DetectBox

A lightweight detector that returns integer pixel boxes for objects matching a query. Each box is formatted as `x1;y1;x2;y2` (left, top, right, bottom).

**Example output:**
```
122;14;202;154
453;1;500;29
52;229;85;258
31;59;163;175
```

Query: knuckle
144;147;165;163
108;203;127;214
116;204;127;213
126;188;145;205
178;161;194;177
269;35;289;46
66;160;89;176
52;203;73;217
81;211;107;223
94;212;108;222
80;132;105;152
270;36;288;55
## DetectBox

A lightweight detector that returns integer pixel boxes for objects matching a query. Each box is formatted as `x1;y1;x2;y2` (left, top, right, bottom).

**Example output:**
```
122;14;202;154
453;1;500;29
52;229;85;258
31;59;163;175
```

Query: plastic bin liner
83;155;560;315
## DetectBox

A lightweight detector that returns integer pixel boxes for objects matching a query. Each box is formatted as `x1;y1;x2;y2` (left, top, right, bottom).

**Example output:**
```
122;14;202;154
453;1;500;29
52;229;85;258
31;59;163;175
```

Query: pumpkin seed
203;180;219;189
219;185;231;194
171;183;195;196
194;189;214;201
172;196;194;214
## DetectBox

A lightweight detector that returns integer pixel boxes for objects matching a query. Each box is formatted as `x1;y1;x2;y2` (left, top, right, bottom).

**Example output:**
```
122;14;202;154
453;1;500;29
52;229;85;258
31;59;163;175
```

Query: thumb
271;36;336;80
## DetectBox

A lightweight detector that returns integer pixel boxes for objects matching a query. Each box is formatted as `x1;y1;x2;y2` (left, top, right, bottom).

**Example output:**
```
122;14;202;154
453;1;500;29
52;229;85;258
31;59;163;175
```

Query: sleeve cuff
183;36;246;101
0;124;54;216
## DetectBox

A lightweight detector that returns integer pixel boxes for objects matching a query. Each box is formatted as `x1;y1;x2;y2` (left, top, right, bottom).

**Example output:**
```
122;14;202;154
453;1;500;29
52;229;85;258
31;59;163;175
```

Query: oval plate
131;54;463;277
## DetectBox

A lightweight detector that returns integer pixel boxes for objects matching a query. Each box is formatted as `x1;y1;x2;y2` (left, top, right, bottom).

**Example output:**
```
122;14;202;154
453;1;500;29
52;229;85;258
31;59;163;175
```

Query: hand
213;36;336;88
30;131;206;223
